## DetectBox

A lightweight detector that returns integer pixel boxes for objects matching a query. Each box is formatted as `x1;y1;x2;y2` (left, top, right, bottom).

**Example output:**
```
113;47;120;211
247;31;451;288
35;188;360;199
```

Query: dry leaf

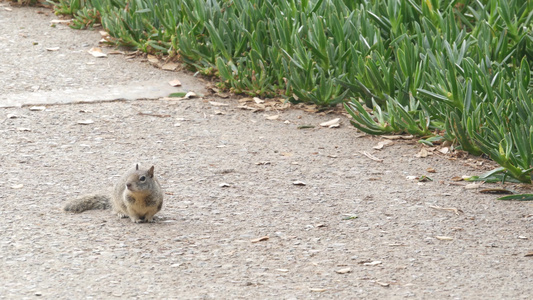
147;55;159;64
162;62;178;71
320;118;340;127
479;188;513;195
518;236;528;240
373;140;393;150
429;205;462;215
107;50;125;55
253;97;264;104
436;236;454;241
88;47;107;58
209;101;229;107
29;106;46;111
363;261;382;266
266;115;279;120
99;31;109;37
465;182;484;189
214;110;225;115
251;236;269;243
451;176;464;181
292;181;306;186
376;281;390;287
50;19;72;24
382;135;414;140
168;79;182;87
415;148;429;158
309;288;327;292
525;252;533;257
427;167;436;173
438;147;450;154
77;119;94;125
11;184;24;189
359;151;383;162
335;267;352;274
46;47;60;51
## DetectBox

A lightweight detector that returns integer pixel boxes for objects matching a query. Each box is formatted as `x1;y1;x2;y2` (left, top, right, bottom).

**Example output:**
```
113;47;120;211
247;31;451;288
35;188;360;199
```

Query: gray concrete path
0;4;206;107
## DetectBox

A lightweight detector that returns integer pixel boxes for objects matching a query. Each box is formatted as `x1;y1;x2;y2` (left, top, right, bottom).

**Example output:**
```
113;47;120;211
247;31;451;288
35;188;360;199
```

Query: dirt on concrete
1;4;532;300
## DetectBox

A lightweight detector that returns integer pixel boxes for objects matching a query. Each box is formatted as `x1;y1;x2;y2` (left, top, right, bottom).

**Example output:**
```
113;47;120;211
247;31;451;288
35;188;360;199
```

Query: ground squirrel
63;164;163;223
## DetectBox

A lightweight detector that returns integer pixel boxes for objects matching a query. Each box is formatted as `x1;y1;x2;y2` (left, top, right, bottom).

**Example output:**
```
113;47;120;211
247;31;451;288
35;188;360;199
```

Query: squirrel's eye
139;175;146;182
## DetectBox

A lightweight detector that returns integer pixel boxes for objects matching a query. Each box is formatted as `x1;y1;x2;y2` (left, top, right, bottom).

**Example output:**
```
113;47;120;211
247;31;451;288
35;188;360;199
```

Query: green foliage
50;0;533;183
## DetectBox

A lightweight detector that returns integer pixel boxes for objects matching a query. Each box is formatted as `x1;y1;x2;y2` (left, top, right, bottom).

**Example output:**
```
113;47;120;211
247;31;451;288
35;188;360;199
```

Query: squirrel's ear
148;166;155;178
136;164;139;170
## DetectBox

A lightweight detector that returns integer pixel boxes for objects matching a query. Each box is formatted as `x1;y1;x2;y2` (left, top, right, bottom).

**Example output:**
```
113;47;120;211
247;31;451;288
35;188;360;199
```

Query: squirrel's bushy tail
63;194;111;213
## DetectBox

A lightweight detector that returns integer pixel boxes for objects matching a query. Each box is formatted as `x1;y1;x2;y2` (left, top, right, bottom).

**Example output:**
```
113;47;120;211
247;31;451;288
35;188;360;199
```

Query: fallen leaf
251;236;269;243
335;267;352;274
363;261;382;266
451;176;464;181
418;175;433;182
162;62;178;71
465;182;484;189
99;31;109;37
50;19;72;24
359;151;383;162
376;281;390;287
373;140;393;150
427;167;436;173
209;101;229;107
29;106;46;111
77;119;94;125
11;184;24;189
168;79;182;87
46;47;60;51
436;236;454;241
88;47;107;58
525;252;533;257
292;181;306;186
266;114;279;120
415;148;429;158
7;113;18;119
382;135;414;140
147;55;159;64
428;205;462;215
438;147;450;154
214;110;225;115
479;189;513;195
518;236;528;240
107;50;124;55
309;288;327;292
253;97;264;104
320;118;340;127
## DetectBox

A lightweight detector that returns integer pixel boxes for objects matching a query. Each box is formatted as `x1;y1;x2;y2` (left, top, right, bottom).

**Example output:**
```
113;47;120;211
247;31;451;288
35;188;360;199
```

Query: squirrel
63;164;163;223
